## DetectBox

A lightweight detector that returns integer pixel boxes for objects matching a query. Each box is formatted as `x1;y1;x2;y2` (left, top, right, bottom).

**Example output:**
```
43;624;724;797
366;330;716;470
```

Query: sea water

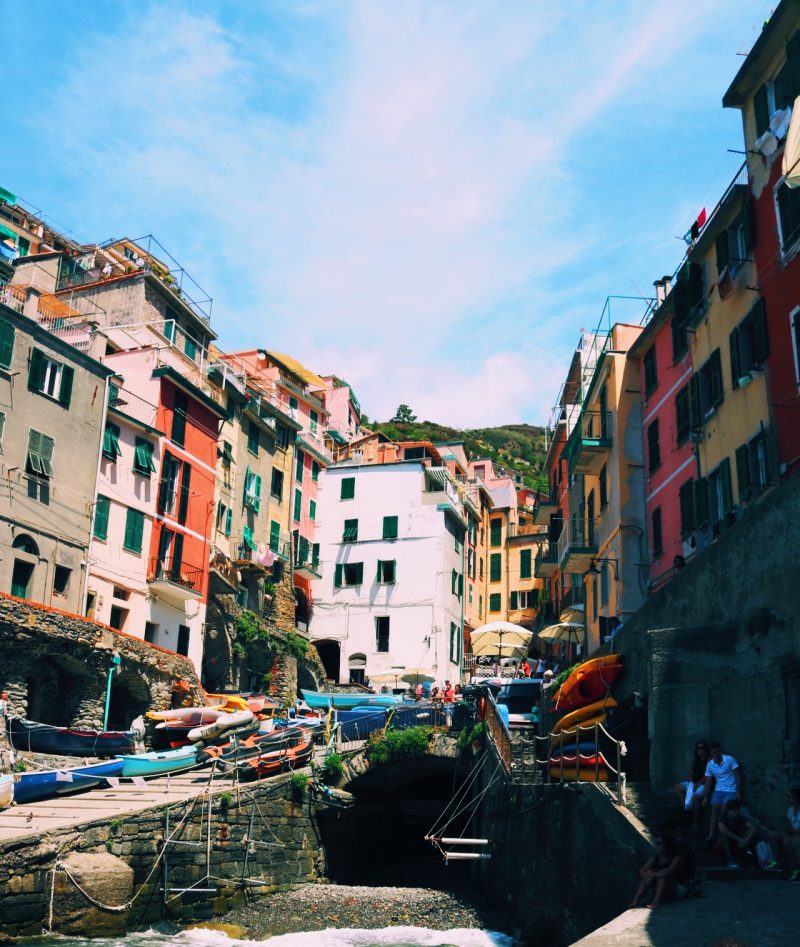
14;927;515;947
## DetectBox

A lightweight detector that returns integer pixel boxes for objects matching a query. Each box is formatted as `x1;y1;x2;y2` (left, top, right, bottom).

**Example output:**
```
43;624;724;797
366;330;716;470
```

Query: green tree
391;404;417;424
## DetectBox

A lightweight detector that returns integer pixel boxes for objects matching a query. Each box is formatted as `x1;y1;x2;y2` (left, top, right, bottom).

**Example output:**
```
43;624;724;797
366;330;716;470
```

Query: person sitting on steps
702;740;741;844
673;739;710;830
628;832;688;909
717;800;760;869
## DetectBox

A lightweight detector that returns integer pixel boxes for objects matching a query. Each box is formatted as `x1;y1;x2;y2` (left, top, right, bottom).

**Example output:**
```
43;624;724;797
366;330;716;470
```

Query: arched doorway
105;669;152;731
314;639;341;682
11;534;39;599
348;652;367;685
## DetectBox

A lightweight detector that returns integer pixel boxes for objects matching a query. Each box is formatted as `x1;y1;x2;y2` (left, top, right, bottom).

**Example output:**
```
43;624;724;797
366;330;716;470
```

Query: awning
783;96;800;187
0;187;16;206
0;223;18;242
242;527;256;550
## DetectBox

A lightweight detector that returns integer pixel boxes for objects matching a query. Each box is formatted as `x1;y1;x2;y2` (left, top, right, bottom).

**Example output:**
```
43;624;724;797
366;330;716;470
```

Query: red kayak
555;663;624;712
236;733;314;782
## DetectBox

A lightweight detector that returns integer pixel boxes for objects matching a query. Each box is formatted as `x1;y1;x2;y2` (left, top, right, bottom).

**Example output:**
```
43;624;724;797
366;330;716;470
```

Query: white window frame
40;356;63;399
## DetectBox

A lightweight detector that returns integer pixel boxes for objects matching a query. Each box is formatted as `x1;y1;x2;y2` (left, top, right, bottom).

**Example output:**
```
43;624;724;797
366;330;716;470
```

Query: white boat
147;705;225;724
188;709;254;743
0;773;13;808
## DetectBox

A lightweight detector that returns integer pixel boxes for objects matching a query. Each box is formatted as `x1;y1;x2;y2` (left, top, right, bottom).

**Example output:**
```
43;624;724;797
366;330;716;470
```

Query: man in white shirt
702;741;741;843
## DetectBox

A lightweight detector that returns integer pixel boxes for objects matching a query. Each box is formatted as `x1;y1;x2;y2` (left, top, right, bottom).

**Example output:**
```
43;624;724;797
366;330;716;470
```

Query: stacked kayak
553;654;624;712
236;731;314;782
198;724;307;770
549;747;609;782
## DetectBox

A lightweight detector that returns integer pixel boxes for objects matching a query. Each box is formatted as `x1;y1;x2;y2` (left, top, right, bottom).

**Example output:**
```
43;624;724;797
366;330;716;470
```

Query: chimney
662;274;673;296
653;279;665;305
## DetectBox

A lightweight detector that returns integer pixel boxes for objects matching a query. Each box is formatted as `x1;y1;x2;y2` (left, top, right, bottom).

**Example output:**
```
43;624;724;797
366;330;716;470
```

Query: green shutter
293;488;302;521
490;553;501;582
354;562;364;585
171;392;187;446
0;319;15;369
28;347;46;391
720;457;733;518
695;477;709;527
134;438;156;474
489;593;501;612
124;508;144;553
94;495;110;540
458;573;463;598
58;365;73;407
253;474;262;514
296;449;304;483
343;518;358;542
103;423;122;460
754;84;770;136
341;477;355;499
510;591;518;610
490;518;502;546
679;479;694;536
312;461;320;482
715;230;730;275
735;444;751;503
157;451;173;514
269;520;280;552
247;421;259;455
520;549;531;579
334;563;343;588
751;299;769;363
225;507;232;536
309;499;316;521
243;526;256;549
178;463;191;524
383;515;398;539
730;328;741;388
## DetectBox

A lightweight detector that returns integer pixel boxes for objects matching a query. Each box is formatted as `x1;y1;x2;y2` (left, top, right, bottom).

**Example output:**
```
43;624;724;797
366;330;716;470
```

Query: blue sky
0;0;771;426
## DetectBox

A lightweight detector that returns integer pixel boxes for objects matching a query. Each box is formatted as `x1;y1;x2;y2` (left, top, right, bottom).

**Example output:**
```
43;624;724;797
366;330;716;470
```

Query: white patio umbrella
537;621;584;643
470;622;534;661
401;668;436;686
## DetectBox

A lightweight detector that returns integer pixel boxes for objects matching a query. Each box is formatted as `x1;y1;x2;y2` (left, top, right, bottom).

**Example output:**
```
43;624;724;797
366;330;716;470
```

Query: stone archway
105;668;153;731
26;654;90;726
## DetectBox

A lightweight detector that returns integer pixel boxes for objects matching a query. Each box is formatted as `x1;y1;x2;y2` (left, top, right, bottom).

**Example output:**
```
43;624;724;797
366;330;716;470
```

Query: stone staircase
624;782;772;882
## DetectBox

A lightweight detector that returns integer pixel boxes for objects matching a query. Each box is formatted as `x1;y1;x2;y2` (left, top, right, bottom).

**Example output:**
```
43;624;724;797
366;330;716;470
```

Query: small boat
116;745;198;777
199;725;307;769
188;709;254;742
153;714;259;749
0;774;13;808
551;697;617;734
553;655;624;711
6;717;136;757
13;759;124;805
236;733;314;782
301;689;400;710
146;705;225;723
204;693;250;713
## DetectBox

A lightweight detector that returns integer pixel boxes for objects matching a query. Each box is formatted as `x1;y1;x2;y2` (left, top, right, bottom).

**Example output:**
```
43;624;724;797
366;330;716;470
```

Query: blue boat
301;689;400;711
13;759;124;805
116;746;198;777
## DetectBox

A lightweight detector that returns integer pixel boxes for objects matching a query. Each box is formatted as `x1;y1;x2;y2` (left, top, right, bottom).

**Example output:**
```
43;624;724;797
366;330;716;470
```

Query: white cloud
37;0;756;426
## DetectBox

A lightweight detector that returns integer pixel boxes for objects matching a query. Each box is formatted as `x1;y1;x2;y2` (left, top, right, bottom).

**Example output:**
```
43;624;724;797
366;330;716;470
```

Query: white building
310;461;467;687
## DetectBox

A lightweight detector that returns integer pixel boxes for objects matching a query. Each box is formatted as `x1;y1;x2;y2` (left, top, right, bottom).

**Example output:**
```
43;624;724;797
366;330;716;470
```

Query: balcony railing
108;385;159;431
295;550;322;579
147;557;203;592
296;427;333;465
557;519;598;574
566;409;612;475
534;541;559;578
508;521;541;538
532;488;560;525
0;281;24;313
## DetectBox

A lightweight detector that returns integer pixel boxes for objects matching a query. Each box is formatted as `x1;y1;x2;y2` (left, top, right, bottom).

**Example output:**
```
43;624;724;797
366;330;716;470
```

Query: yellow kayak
205;693;250;713
551;696;617;734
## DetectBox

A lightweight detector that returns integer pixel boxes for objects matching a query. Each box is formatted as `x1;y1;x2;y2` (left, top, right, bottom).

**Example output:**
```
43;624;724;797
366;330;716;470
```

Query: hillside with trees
363;404;548;490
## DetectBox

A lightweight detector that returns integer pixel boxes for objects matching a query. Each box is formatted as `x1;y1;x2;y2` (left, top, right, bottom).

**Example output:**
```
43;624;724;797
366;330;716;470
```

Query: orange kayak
554;660;624;712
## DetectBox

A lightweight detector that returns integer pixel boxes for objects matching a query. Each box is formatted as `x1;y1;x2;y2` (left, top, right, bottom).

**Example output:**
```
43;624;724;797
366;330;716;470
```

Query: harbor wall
476;779;653;946
0;775;325;938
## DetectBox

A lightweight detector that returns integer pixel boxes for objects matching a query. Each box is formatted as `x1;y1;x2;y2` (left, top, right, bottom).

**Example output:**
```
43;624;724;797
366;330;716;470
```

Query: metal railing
0;281;25;312
147;557;204;590
296;427;333;465
557;517;597;566
534;540;558;573
108;385;159;430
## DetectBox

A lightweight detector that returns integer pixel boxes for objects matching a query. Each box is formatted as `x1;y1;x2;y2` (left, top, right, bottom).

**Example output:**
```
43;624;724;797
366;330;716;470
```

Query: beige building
0;286;110;614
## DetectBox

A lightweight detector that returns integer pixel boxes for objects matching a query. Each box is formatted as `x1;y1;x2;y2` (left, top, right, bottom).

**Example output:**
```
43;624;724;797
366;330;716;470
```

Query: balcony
534;541;559;578
147;557;203;604
508;521;541;539
296;427;333;465
566;409;612;475
234;541;267;574
108;384;161;432
533;488;560;526
557;520;598;574
295;550;322;581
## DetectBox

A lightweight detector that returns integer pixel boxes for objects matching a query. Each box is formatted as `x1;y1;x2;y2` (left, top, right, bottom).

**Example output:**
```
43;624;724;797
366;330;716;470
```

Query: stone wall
476;776;653;946
606;472;800;821
0;774;325;938
0;593;204;733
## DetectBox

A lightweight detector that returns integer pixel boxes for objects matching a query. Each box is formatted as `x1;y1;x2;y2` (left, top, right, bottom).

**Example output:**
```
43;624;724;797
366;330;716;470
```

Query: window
520;549;531;579
277;424;289;450
451;568;457;595
334;562;364;587
102;422;122;461
309;499;316;521
489;593;501;612
0;318;15;370
144;622;158;644
109;606;128;632
736;429;774;500
53;565;71;596
171;390;187;446
644;346;658;395
218;440;234;466
716;212;749;275
216;501;232;536
247;420;259;456
479;557;484;579
269;520;281;552
94;495;110;540
671;263;704;360
490;518;502;547
651;507;663;558
404;446;425;460
343;518;358;541
695;349;724;417
133;437;156;476
244;467;262;512
123;508;145;553
289;396;299;412
310;409;318;432
375;616;390;652
177;625;190;657
708;458;733;526
28;348;73;407
27;429;54;478
293;488;302;522
271;469;284;499
312;460;320;482
296;448;305;483
158;454;180;514
599;464;608;510
518;590;533;609
647;419;661;474
340;477;355;500
730;300;769;387
675;384;692;445
489;553;501;582
382;515;398;539
756;37;800;138
479;594;483;618
376;559;396;583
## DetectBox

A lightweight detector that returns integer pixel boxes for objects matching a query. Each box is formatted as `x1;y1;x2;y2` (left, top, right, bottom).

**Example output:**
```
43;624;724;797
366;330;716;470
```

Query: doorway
11;559;34;598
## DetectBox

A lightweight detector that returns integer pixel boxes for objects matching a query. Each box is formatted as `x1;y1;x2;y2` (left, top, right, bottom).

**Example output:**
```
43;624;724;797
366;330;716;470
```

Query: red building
723;2;800;478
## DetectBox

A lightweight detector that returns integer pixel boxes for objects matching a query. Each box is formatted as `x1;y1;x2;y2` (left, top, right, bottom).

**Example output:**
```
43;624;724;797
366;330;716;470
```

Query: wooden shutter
510;591;518;610
334;563;343;588
751;299;769;363
729;328;741;388
754;84;770;136
710;349;724;406
58;365;74;407
253;474;262;514
28;347;46;391
157;451;173;514
177;463;191;524
269;520;280;551
383;515;398;539
225;507;232;536
296;449;304;482
172;532;184;572
171;391;187;446
458;573;463;598
720;458;733;525
125;509;144;553
715;230;730;275
694;478;709;527
341;477;355;499
490;553;501;581
786;31;800;99
94;496;110;540
293;489;302;521
520;549;531;578
735;444;751;503
0;319;15;369
679;479;694;536
354;562;363;585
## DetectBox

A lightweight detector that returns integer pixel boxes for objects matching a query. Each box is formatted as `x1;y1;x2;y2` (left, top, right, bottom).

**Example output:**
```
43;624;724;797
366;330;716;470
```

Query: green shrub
456;721;487;750
290;772;309;796
552;664;578;691
367;726;432;766
321;753;344;784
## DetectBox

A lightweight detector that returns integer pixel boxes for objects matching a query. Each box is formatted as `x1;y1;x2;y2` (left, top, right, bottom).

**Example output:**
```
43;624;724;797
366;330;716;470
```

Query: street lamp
586;557;619;578
103;652;122;731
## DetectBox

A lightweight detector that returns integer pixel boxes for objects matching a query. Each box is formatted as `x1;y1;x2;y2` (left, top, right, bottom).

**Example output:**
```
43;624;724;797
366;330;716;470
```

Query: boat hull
117;746;198;777
6;717;135;757
13;760;124;805
0;774;13;808
301;690;400;710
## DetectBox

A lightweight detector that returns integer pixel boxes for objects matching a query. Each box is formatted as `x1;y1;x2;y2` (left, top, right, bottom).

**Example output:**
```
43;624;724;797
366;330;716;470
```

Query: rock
51;852;133;938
